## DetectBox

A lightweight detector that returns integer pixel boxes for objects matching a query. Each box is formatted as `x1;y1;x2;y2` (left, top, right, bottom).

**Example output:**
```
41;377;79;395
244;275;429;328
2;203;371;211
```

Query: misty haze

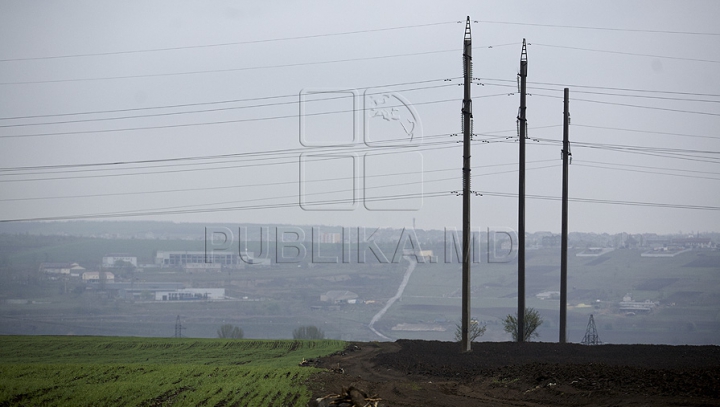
0;2;718;406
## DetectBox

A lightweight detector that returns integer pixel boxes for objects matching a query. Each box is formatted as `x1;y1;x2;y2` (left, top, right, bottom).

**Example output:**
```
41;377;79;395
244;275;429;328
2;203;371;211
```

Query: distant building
576;248;614;257
110;282;184;300
320;290;358;304
619;293;658;312
670;237;714;249
155;251;239;268
39;262;85;275
155;288;225;301
82;271;115;282
646;237;671;249
243;254;270;266
182;263;223;272
317;232;342;244
402;249;435;262
102;254;137;268
536;291;560;300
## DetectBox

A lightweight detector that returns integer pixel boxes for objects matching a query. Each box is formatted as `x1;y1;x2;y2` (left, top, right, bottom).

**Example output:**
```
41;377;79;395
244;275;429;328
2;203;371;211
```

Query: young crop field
0;336;346;407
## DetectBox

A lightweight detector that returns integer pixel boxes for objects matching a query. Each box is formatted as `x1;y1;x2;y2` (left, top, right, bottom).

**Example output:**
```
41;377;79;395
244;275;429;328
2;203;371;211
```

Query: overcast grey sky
0;1;718;234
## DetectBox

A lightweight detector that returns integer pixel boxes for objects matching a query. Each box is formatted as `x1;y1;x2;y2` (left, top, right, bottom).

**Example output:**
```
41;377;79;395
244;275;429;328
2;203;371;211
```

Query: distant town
1;221;718;344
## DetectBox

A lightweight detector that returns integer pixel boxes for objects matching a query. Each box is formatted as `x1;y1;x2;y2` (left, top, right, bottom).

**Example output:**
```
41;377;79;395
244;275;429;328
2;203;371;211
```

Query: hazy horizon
0;1;718;235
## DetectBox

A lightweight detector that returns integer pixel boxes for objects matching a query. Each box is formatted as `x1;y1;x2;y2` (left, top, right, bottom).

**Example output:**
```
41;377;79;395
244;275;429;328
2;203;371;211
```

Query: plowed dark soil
306;340;720;406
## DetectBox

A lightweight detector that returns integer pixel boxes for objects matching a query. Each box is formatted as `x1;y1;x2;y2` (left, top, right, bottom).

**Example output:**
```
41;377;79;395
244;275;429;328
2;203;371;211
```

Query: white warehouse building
155;288;225;301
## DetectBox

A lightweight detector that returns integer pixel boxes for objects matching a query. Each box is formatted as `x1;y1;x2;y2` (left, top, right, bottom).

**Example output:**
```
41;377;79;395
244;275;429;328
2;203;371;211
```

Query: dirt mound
307;340;720;406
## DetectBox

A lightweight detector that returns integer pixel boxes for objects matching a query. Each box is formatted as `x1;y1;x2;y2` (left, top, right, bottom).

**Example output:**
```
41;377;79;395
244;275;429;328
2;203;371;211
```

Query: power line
0;132;450;173
0;95;494;139
530;43;720;64
573;124;720;141
4;18;715;65
533;138;720;164
475;20;720;37
0;21;459;62
477;77;720;97
480;191;720;211
0;191;451;222
0;91;513;141
0;50;458;86
533;93;720;117
4;179;718;224
478;80;720;104
556;90;720;104
0;125;533;174
0;132;529;182
0;44;516;86
57;165;558;219
576;163;720;181
0;140;460;183
488;135;720;165
0;83;458;129
0;159;558;203
0;78;458;121
8;127;572;181
0;165;581;221
581;160;720;176
535;137;720;157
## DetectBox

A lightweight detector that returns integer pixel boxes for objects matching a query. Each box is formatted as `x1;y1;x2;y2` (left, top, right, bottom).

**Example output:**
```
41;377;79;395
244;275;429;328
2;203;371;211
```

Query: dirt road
307;340;720;406
368;258;417;340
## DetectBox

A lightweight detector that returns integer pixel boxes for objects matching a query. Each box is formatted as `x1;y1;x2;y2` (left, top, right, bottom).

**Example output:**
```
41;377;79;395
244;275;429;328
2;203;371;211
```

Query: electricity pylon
581;314;602;345
174;315;186;338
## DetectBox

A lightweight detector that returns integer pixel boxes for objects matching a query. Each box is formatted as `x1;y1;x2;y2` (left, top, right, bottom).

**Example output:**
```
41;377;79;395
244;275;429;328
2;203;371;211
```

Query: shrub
217;324;244;339
454;319;487;342
292;325;324;340
502;307;543;341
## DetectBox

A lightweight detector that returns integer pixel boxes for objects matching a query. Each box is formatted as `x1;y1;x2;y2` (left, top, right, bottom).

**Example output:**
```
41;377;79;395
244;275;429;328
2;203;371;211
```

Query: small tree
115;260;136;280
454;319;487;342
503;307;543;341
98;270;107;291
217;324;244;339
293;325;324;340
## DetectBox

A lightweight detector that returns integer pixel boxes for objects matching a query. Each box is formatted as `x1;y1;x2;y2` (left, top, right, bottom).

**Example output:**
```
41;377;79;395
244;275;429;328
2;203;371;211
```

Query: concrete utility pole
517;39;528;342
560;88;570;343
461;16;473;353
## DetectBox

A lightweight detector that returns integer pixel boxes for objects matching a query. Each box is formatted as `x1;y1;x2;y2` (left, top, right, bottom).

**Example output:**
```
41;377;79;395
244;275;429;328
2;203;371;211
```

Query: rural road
368;256;417;340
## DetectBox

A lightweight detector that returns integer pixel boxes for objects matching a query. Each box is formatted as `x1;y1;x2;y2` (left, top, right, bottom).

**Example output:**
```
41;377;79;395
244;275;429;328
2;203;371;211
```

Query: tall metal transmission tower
460;15;473;353
581;314;602;345
174;315;185;338
517;39;528;342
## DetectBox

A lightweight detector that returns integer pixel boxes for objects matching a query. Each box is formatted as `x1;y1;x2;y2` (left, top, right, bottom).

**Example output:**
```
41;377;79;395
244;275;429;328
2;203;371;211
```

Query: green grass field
0;336;345;406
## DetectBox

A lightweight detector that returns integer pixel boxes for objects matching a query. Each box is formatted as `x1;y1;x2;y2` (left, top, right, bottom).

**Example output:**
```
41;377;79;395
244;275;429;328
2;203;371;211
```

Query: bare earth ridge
306;340;720;406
